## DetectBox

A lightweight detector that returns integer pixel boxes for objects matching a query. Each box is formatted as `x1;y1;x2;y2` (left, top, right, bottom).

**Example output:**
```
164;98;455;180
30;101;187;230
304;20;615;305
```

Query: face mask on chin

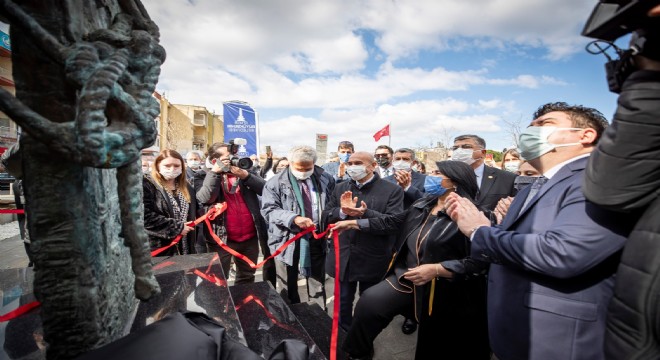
291;168;314;180
518;126;582;160
346;165;369;181
451;148;477;165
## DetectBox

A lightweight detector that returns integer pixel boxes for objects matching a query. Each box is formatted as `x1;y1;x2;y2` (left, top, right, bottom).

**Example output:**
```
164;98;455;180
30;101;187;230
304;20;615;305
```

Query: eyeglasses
450;144;482;151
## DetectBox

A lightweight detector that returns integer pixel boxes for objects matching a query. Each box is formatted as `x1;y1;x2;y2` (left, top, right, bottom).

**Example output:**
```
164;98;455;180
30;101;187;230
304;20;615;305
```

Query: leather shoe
401;318;417;335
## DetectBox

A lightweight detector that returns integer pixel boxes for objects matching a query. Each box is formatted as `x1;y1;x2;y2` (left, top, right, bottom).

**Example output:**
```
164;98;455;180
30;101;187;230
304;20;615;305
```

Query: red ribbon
235;294;302;335
0;209;25;214
329;228;340;360
150;203;228;257
0;301;40;322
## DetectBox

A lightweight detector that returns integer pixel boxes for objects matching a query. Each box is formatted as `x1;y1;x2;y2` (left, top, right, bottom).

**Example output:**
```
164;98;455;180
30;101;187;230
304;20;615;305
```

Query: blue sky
144;0;622;156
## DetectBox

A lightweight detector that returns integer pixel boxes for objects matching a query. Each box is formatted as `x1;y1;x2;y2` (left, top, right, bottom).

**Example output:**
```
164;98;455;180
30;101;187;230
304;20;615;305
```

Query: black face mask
514;175;537;192
376;157;391;168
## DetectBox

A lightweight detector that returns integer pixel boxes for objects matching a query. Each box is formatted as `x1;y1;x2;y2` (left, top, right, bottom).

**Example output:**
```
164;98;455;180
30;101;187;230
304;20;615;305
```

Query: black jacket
185;167;207;193
584;70;660;360
476;165;517;211
196;170;267;245
365;194;489;357
323;173;404;283
143;175;199;256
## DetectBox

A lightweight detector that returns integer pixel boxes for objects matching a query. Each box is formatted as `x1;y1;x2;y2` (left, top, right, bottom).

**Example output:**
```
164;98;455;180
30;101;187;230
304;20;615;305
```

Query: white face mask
346;165;368;181
451;148;477;165
392;160;412;171
503;161;521;173
291;168;313;180
187;160;201;169
518;126;582;160
159;168;182;180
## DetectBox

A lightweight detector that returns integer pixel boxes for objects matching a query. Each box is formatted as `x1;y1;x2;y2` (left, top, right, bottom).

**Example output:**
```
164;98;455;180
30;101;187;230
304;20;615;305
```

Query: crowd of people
139;97;648;360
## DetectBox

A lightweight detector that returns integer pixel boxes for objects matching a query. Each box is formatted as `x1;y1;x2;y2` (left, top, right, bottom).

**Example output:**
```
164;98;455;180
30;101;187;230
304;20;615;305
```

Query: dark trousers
339;279;378;331
258;234;277;288
208;236;259;285
275;236;326;305
342;279;413;357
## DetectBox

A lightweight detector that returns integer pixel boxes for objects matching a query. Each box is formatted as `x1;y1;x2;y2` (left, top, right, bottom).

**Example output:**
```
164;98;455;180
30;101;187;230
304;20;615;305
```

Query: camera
228;138;253;170
582;0;660;93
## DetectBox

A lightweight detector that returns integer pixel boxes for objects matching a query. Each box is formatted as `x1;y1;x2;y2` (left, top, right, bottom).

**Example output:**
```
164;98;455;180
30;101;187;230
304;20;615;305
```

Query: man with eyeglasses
322;140;354;183
451;134;516;211
374;145;394;178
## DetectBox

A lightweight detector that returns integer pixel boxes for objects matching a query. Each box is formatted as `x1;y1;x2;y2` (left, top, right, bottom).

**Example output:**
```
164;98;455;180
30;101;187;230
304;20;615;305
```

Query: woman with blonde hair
143;149;199;256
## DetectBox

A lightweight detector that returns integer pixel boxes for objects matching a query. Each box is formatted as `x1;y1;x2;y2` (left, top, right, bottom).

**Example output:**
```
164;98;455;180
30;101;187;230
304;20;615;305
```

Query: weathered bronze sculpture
0;0;164;358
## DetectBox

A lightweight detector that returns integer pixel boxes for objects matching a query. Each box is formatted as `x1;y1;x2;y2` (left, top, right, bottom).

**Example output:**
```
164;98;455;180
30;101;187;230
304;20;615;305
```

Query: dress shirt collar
543;153;590;179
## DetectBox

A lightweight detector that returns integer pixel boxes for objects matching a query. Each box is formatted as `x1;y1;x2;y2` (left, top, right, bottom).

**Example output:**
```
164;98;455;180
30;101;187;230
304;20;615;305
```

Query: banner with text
223;101;258;157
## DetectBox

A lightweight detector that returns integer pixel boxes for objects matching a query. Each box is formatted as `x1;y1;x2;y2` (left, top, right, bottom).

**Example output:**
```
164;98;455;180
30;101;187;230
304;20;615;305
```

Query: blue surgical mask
424;176;448;196
338;152;351;163
518;126;582;160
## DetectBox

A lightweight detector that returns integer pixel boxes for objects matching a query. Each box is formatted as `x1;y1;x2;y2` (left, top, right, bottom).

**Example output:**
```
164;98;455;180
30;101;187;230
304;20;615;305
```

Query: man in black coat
451;134;517;211
197;142;276;287
323;151;404;331
583;51;660;360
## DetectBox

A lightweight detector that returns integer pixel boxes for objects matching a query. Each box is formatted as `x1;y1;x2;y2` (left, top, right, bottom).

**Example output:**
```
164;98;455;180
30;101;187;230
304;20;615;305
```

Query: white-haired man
261;145;335;305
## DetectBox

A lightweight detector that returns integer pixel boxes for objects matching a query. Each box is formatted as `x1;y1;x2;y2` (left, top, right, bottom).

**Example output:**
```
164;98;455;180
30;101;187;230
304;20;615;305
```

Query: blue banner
0;30;10;51
223;101;258;157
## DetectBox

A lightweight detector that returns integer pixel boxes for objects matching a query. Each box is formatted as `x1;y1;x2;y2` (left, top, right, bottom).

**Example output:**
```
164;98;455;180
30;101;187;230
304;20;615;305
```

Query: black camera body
583;1;660;93
227;139;253;170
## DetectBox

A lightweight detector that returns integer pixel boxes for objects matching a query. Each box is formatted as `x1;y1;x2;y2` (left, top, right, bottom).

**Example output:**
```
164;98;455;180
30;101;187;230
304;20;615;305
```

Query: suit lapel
508;157;588;225
478;166;496;202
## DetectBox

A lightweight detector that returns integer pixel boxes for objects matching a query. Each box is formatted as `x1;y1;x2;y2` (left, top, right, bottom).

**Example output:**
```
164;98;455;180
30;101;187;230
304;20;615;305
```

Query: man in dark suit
451;134;516;211
323;151;404;331
383;148;426;209
382;147;426;335
447;102;636;359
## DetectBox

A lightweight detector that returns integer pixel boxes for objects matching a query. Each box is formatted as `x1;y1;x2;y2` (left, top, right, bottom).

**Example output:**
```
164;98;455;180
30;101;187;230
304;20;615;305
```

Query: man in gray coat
261;145;335;305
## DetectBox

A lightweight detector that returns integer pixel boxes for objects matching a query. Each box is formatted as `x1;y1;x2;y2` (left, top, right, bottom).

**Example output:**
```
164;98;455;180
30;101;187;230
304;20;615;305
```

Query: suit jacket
471;157;634;360
383;170;426;209
476;165;517;211
323;173;404;283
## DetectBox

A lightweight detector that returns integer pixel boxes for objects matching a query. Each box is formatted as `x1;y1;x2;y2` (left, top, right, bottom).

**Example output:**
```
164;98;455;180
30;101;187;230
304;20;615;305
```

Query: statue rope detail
0;0;162;299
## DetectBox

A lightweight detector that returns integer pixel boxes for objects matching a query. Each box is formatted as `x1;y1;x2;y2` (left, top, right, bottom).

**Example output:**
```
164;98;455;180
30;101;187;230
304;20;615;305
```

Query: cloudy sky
142;0;621;156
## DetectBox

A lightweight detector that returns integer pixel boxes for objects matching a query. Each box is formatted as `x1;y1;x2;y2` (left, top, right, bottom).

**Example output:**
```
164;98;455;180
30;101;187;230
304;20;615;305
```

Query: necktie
521;176;548;212
299;180;313;219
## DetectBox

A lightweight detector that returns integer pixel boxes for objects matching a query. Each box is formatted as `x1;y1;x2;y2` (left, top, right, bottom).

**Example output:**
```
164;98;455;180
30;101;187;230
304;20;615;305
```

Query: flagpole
388;121;391;148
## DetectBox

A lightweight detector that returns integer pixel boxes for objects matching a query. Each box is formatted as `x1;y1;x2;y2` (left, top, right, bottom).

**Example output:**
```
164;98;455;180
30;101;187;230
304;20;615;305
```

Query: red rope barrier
0;301;40;322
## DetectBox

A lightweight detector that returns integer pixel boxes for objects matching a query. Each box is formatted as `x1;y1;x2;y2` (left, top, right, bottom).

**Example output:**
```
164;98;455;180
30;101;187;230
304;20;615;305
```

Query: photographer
197;142;276;287
583;4;660;359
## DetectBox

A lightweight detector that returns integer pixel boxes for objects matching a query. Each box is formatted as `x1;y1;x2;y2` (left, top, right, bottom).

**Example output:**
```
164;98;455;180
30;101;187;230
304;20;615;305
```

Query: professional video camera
582;0;660;93
227;138;253;170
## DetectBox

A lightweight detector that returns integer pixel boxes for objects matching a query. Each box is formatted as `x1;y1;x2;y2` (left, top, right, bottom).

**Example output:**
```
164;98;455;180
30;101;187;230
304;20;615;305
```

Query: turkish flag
373;124;390;142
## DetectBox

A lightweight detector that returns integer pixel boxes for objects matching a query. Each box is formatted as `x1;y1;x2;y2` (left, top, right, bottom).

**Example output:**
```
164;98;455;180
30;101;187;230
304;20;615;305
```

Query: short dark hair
207;142;230;159
375;145;393;155
435;160;479;201
454;134;486;149
337;141;354;152
533;102;609;144
394;148;416;160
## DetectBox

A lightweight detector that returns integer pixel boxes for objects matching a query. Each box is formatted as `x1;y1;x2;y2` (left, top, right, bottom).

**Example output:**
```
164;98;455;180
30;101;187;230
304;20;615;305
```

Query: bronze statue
0;0;164;358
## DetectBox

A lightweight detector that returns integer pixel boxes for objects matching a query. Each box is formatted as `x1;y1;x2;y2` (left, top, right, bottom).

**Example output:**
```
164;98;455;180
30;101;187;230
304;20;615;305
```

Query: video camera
227;138;253;170
582;0;660;93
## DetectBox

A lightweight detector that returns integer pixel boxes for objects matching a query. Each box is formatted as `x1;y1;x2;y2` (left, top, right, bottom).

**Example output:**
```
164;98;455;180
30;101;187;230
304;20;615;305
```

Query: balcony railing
192;135;206;143
0;126;17;139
